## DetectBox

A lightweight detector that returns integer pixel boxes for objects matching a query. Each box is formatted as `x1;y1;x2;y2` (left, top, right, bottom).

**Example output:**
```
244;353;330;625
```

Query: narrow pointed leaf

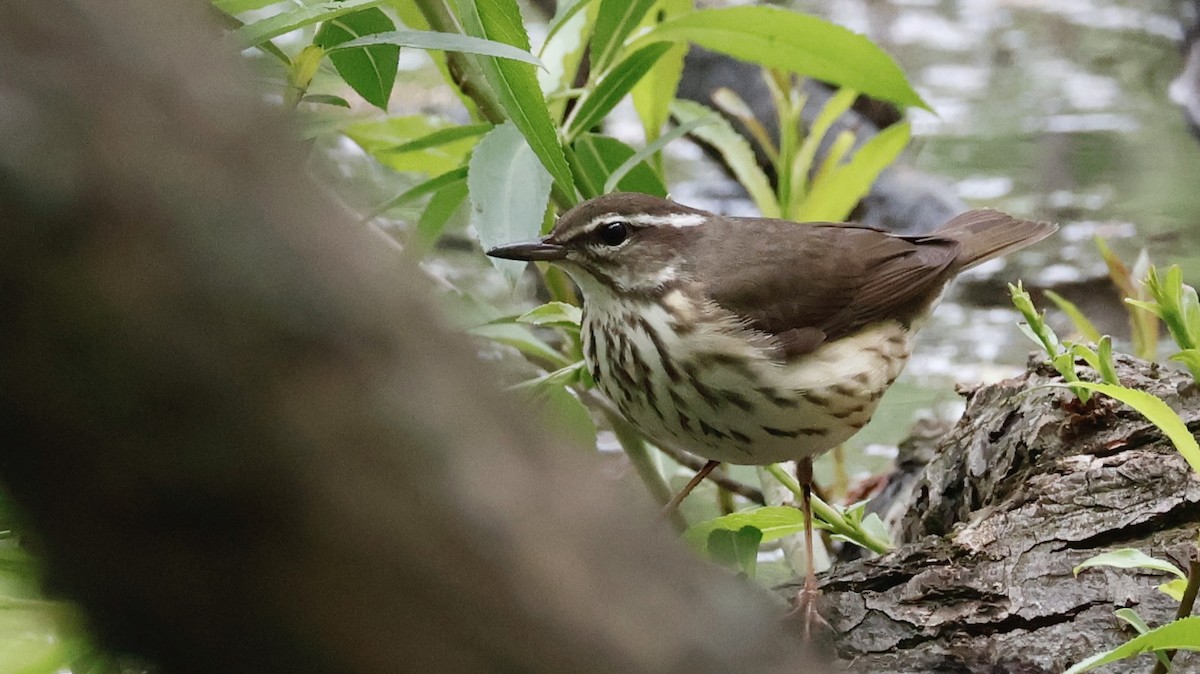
1172;349;1200;381
591;0;657;74
670;99;779;217
567;43;673;139
792;87;857;199
1045;290;1103;343
1073;549;1186;579
794;122;910;222
416;177;469;247
631;0;692;143
301;94;351;107
344;115;478;176
601;118;707;194
538;0;599;116
214;0;283;13
330;29;545;67
468;323;570;368
380;123;493;154
1052;382;1200;476
541;0;600;53
631;6;927;110
516;301;583;328
571;134;668;197
1064;617;1200;674
232;0;388;46
457;0;577;205
365;167;469;221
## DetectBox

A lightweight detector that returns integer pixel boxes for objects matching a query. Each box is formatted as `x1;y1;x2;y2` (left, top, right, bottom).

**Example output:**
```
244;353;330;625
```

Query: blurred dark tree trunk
0;3;816;673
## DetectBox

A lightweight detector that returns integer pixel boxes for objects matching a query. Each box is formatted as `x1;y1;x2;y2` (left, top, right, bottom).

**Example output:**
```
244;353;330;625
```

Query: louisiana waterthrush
488;192;1055;630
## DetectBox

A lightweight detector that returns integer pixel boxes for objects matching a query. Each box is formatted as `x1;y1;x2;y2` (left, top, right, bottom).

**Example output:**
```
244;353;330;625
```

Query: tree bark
0;3;816;673
821;356;1200;673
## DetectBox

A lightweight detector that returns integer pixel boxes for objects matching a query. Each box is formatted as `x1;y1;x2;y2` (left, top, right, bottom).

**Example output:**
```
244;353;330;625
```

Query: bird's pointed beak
486;238;568;262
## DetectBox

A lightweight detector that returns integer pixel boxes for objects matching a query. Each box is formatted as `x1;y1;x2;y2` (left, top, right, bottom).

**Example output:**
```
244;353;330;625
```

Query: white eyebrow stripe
587;213;706;229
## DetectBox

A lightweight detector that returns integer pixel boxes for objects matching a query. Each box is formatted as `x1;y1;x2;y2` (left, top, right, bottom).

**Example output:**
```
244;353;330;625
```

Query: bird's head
486;193;707;297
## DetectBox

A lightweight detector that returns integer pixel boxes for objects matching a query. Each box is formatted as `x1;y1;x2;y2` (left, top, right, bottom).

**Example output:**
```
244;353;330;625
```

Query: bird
487;192;1056;633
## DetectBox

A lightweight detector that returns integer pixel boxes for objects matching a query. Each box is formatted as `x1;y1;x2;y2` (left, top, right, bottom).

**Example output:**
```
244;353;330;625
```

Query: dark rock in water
676;47;965;234
848;165;964;235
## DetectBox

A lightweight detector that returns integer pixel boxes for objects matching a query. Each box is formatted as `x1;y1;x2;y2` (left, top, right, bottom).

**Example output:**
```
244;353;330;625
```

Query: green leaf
791;87;856;201
1068;339;1119;386
314;8;399;110
794;121;910;222
379;123;493;154
706;526;763;578
302;93;351;107
468;122;554;284
232;0;388;46
684;506;813;550
468;323;570;368
632;6;928;110
516;301;583;329
1114;608;1157;635
328;29;545;68
509;361;586;392
1097;336;1120;385
522;383;597;450
600;120;705;195
709;87;777;162
1044;290;1103;344
566;43;673;139
669;99;780;217
1160;578;1189;602
1064;616;1200;673
1125;298;1166;320
365;167;469;221
571;134;668;197
457;0;577;205
212;0;282;13
590;0;657;74
630;0;692;144
344;115;479;176
416;176;469;247
859;512;890;544
1073;549;1186;579
538;0;599;119
1055;382;1200;476
541;0;600;54
1172;349;1200;381
1010;281;1060;357
1114;608;1175;669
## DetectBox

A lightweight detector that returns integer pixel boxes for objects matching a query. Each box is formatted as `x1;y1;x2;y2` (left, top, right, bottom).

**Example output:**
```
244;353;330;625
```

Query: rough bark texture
822;355;1200;673
0;3;817;673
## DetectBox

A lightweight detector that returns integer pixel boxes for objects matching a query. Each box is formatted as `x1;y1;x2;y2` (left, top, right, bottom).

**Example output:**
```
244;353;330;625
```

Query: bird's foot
785;578;832;642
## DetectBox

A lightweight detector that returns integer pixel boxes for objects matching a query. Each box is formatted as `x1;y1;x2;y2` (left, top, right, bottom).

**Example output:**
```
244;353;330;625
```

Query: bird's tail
934;209;1058;270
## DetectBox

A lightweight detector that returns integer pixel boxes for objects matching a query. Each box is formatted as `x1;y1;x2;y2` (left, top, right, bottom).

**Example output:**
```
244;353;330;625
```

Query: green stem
414;0;508;125
1152;556;1200;674
764;463;891;555
606;410;687;532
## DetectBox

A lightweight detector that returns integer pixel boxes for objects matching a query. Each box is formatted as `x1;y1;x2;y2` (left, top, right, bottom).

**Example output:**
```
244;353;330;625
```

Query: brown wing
696;217;960;358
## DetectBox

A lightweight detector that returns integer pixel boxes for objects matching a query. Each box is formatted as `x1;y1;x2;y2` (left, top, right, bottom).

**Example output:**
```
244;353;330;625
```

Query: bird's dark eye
597;221;629;246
